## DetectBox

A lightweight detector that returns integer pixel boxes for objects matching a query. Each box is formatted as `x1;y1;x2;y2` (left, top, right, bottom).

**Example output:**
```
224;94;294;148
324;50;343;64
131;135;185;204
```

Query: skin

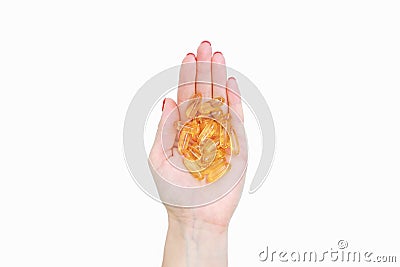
149;41;247;267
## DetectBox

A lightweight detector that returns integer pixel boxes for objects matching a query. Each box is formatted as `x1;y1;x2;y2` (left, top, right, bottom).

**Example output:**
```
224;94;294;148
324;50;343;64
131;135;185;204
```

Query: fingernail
213;51;223;56
201;40;211;46
186;53;195;57
162;98;166;111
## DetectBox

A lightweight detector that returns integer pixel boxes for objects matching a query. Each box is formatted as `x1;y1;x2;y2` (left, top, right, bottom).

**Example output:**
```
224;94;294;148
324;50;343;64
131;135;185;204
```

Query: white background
1;1;399;266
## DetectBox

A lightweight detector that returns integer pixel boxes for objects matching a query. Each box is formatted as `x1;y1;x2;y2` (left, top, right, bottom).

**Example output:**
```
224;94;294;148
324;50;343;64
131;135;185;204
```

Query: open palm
149;41;248;228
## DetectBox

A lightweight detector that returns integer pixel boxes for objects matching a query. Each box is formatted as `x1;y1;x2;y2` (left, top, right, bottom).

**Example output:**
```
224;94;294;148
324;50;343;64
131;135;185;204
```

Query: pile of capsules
175;93;239;183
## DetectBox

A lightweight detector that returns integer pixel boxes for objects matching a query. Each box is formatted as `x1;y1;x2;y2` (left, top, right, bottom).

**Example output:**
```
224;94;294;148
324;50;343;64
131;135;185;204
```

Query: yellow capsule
182;150;195;160
182;146;201;161
179;122;199;135
210;96;225;107
206;161;231;183
200;139;216;154
229;128;240;155
185;93;202;118
178;132;190;154
176;103;235;182
210;109;223;120
199;120;216;141
215;148;225;159
200;139;217;166
210;121;221;138
219;120;230;149
210;156;225;168
189;135;199;145
194;122;201;135
201;157;224;175
183;158;204;180
199;102;219;114
188;146;201;160
191;171;204;181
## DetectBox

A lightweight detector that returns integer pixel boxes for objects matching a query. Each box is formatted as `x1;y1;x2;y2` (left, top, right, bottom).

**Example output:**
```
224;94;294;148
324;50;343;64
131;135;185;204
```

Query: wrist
167;214;229;235
162;215;228;267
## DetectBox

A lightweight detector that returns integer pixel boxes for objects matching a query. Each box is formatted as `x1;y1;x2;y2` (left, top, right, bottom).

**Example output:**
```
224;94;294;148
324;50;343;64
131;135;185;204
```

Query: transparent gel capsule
174;121;186;131
189;135;199;145
182;150;195;161
191;171;204;181
199;120;216;141
178;132;190;154
219;120;230;149
199;102;218;115
206;160;231;183
215;148;225;160
210;96;225;107
185;93;202;118
200;139;216;154
210;109;223;120
183;158;204;180
211;122;220;139
188;146;201;160
180;122;199;135
200;139;217;166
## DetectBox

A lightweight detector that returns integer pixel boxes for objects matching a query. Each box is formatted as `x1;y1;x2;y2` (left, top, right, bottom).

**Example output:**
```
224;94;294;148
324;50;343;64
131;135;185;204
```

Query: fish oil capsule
206;161;231;183
178;132;190;154
179;122;199;135
182;150;195;161
187;146;201;160
185;93;202;118
210;109;223;120
174;120;194;131
215;148;225;160
229;128;240;155
210;96;225;107
199;120;216;141
176;97;238;181
199;102;218;114
200;139;216;154
191;171;204;181
209;157;225;169
210;122;220;139
199;118;207;131
183;158;204;180
219;120;230;149
199;154;214;168
200;139;217;166
201;157;225;176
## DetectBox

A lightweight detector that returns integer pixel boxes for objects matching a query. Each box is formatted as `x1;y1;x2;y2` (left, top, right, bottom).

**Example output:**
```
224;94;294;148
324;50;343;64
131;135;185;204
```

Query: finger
226;77;246;160
226;77;244;122
196;41;212;99
150;98;179;169
178;53;196;105
211;51;228;113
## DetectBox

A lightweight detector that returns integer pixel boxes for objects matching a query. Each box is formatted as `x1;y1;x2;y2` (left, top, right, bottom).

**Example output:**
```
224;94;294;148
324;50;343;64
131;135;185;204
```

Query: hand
149;41;247;266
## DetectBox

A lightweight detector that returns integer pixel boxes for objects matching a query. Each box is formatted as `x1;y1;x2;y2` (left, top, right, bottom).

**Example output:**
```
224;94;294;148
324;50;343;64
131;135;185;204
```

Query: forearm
162;216;228;267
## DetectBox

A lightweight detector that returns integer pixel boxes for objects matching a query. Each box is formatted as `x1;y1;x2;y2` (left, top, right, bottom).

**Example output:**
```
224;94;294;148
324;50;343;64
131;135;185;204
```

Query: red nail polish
162;98;166;111
213;51;223;56
186;53;195;57
201;40;211;46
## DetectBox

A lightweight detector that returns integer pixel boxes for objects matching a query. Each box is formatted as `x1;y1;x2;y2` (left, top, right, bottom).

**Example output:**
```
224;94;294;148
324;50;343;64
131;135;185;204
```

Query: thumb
149;98;179;168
